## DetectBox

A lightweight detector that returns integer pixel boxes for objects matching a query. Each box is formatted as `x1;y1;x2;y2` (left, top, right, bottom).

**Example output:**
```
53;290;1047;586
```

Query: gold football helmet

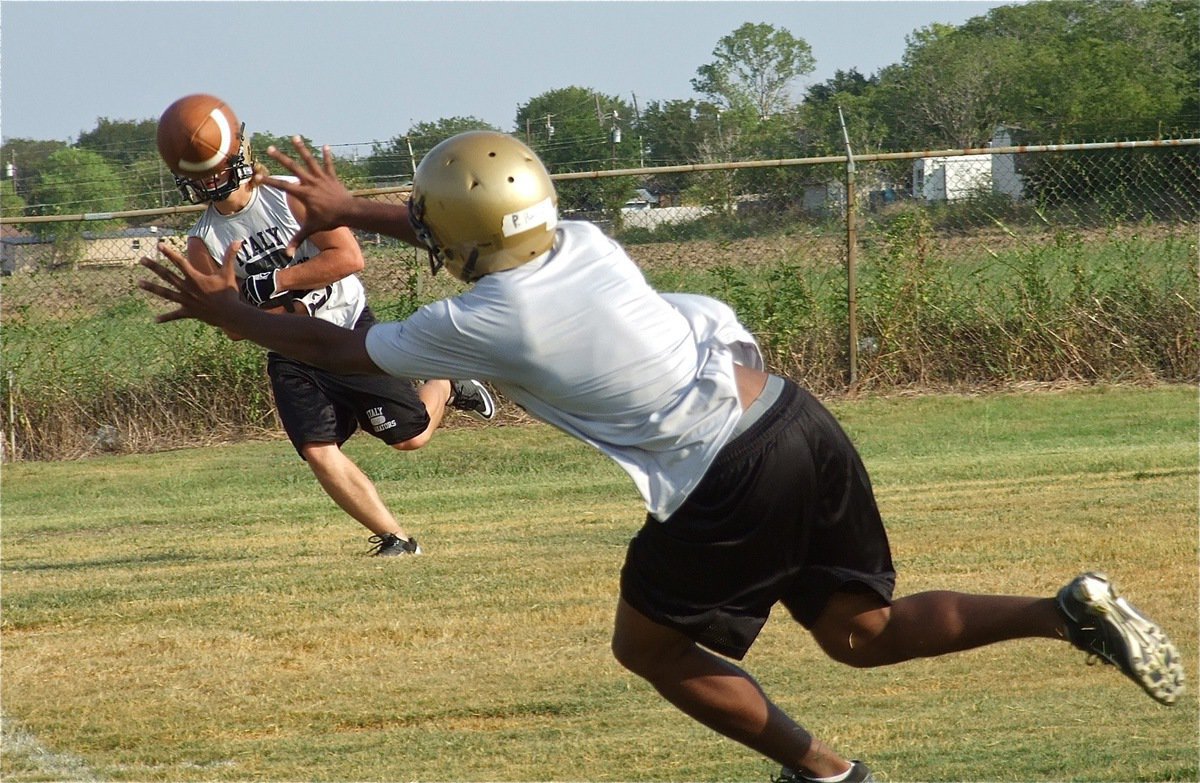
409;131;558;282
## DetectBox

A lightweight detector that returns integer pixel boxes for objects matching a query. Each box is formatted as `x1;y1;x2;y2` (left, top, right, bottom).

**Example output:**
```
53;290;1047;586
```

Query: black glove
241;270;283;306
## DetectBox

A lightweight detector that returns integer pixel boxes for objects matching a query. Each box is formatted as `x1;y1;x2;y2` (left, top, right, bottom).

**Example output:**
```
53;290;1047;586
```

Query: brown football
156;94;241;178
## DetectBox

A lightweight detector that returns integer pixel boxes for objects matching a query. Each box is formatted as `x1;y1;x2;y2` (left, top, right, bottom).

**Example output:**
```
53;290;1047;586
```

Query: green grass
2;386;1197;782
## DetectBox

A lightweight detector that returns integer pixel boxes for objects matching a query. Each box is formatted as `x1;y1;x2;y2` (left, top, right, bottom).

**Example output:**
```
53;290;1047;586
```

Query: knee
391;430;432;451
611;626;686;682
811;600;892;669
300;442;340;470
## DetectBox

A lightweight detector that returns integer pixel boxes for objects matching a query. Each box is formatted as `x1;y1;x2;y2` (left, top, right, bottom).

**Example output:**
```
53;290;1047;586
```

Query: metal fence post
839;106;859;387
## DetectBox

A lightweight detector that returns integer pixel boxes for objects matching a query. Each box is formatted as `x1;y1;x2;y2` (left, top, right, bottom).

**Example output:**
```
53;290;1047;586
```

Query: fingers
288;135;322;171
139;256;185;290
220;240;243;287
257;173;298;194
136;267;189;323
320;144;338;176
154;239;188;269
263;143;304;178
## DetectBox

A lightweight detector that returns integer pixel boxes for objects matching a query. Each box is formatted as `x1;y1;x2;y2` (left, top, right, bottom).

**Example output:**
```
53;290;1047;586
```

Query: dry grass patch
2;386;1196;781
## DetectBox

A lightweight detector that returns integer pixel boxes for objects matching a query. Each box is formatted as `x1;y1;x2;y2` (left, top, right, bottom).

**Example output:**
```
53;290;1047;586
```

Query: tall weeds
2;226;1195;460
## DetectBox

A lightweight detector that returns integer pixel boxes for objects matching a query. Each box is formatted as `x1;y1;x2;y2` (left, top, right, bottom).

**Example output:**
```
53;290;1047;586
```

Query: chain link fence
2;138;1197;461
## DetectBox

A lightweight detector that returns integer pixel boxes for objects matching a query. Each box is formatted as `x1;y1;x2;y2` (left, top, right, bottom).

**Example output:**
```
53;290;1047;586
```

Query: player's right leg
611;598;858;782
269;356;420;556
301;441;421;556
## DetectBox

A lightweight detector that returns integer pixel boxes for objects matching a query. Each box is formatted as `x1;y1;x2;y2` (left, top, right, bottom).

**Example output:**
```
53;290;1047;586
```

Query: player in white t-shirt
155;95;496;557
141;131;1183;782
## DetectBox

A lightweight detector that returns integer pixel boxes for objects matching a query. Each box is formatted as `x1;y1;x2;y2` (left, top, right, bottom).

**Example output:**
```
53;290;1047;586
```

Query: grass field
2;385;1197;782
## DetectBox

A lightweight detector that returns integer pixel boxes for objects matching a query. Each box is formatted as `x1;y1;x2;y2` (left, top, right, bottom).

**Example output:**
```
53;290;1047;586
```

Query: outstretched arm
138;240;381;376
254;137;420;254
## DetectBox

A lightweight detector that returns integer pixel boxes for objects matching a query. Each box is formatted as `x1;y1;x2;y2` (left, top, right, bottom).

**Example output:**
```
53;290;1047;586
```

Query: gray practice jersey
189;178;365;328
365;220;762;520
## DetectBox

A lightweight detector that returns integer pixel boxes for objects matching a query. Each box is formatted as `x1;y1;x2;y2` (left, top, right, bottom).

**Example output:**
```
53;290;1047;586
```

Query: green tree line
2;0;1196;231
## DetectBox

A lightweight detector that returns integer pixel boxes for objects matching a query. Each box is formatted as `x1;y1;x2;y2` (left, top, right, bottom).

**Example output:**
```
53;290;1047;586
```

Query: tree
874;23;1023;149
29;148;123;225
26;148;124;267
1;178;27;221
870;0;1199;147
77;117;158;166
692;22;815;119
636;98;724;197
0;139;69;201
248;132;315;171
516;87;637;216
799;69;890;155
122;157;176;211
365;117;499;187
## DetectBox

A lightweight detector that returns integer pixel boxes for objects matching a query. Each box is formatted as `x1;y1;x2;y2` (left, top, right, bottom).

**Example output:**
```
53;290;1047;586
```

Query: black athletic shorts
619;378;896;660
267;307;431;456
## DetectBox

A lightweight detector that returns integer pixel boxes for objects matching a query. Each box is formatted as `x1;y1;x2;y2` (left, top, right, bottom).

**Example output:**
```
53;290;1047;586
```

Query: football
156;94;241;178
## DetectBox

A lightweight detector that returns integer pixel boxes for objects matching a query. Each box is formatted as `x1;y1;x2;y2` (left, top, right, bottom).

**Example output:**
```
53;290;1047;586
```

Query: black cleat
449;379;496;421
367;533;421;557
774;760;876;783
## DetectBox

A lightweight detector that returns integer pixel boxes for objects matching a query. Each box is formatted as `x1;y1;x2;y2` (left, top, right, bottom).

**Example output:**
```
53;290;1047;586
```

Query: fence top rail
4;137;1196;226
555;137;1200;181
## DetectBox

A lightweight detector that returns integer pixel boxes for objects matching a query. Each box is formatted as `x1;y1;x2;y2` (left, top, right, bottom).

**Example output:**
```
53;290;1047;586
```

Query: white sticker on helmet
501;197;557;237
178;108;234;173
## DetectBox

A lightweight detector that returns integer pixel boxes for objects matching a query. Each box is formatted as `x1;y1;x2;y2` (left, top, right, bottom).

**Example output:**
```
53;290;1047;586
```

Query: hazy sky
2;1;1016;154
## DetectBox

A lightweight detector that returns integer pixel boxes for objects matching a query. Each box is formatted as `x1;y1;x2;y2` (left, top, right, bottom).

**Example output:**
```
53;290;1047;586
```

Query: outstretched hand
138;240;245;327
254;137;356;255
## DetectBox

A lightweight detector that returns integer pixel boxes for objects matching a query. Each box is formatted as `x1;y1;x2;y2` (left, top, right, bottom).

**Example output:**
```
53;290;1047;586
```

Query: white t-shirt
365;220;763;520
189;179;365;328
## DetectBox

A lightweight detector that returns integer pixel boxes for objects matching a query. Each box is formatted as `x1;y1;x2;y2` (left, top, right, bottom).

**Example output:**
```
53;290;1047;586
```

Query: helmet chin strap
175;124;254;204
460;249;481;282
408;195;447;276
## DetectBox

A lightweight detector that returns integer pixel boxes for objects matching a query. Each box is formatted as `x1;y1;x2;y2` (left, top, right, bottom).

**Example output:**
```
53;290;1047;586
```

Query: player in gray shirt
156;94;496;557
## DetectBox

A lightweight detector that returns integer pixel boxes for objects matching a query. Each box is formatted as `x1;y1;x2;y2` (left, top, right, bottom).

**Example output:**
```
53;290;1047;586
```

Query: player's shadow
2;551;211;572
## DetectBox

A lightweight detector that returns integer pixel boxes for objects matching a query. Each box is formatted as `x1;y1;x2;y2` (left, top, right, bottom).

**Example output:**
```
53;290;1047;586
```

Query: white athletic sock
804;765;854;783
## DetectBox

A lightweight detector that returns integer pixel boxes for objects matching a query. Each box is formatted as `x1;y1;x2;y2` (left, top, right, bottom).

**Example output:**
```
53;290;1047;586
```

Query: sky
2;0;1018;156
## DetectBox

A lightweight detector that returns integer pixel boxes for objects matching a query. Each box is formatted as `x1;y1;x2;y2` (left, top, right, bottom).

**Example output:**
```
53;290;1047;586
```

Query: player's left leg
389;379;452;451
809;578;1184;705
809;588;1061;668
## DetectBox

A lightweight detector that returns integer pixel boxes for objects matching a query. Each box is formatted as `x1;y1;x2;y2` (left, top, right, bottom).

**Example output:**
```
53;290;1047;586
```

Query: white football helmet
409;131;558;282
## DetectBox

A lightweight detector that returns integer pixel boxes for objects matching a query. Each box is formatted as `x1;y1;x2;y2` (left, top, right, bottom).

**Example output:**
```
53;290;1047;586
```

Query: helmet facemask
173;123;255;204
407;193;449;277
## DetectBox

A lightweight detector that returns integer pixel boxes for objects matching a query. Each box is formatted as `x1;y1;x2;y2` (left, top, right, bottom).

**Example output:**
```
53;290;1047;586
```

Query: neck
214;182;254;215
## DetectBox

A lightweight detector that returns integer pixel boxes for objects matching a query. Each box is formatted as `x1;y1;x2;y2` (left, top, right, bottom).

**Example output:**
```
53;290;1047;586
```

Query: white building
912;128;1024;202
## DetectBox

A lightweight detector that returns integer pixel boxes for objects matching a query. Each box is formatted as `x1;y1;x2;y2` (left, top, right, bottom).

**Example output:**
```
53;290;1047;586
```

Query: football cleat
1056;571;1185;705
774;760;875;783
367;533;421;557
449;379;496;421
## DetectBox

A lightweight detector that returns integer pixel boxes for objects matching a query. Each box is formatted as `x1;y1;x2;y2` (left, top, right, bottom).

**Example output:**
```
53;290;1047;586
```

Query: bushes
1;223;1195;460
2;297;278;461
641;218;1198;395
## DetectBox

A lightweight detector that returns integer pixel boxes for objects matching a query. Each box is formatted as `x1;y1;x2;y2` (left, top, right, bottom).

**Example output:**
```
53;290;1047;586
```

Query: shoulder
188;207;219;237
556;220;626;261
559;220;608;243
258;179;297;203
